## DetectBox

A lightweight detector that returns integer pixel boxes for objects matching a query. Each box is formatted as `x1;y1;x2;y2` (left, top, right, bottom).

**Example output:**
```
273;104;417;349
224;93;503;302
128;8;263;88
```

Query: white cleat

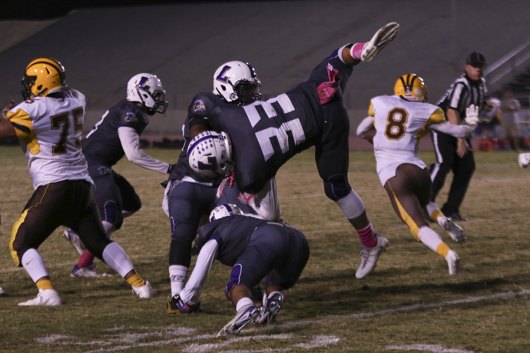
18;289;62;306
441;217;466;243
355;235;389;279
445;250;461;275
217;304;260;336
518;152;530;168
63;229;85;256
132;281;155;299
361;22;400;62
0;287;5;296
70;265;111;278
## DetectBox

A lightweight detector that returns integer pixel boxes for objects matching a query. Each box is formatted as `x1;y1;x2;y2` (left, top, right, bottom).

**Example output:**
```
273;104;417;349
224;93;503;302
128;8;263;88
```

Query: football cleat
518;152;530;168
256;291;283;324
70;264;110;278
18;289;62;306
166;294;200;314
0;287;5;296
445;250;460;275
360;22;400;63
217;304;260;336
132;281;155;299
441;218;466;243
355;235;389;279
63;229;85;256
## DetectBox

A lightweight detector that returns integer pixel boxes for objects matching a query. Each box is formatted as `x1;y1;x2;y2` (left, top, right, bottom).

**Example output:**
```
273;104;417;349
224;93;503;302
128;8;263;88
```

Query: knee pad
336;190;366;219
323;174;352;201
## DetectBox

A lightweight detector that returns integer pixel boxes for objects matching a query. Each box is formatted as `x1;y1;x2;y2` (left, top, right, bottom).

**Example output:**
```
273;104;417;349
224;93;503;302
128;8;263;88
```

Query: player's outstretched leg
350;22;400;63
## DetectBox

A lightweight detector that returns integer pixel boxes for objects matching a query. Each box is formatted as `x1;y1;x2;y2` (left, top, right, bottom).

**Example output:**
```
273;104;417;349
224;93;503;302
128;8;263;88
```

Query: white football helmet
187;131;232;178
213;61;261;105
209;203;243;222
127;73;168;115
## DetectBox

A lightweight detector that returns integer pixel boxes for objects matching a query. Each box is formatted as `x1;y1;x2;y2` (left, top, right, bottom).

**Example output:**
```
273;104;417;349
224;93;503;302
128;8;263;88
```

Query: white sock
169;265;188;297
236;297;253;312
102;242;134;277
21;249;49;282
417;226;444;253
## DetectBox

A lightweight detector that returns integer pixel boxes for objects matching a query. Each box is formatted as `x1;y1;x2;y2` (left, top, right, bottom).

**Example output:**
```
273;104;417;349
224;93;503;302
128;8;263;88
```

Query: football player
168;203;309;336
186;22;400;279
356;73;479;275
3;58;154;305
64;72;172;277
164;61;269;312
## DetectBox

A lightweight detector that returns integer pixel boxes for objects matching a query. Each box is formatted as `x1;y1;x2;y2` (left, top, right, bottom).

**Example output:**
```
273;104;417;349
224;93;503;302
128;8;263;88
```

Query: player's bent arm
429;121;474;138
179;239;219;305
356;116;375;143
118;126;170;173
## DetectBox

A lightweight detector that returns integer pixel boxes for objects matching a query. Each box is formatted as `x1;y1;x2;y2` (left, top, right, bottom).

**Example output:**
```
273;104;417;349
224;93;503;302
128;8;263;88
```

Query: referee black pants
430;131;475;215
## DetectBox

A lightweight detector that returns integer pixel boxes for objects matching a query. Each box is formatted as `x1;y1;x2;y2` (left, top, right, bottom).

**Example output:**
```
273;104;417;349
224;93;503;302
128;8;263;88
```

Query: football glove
518;152;530;168
464;104;479;126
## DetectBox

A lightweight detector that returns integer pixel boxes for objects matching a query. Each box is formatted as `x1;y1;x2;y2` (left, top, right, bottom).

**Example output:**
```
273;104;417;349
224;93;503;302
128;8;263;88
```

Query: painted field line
276;288;530;330
385;344;474;353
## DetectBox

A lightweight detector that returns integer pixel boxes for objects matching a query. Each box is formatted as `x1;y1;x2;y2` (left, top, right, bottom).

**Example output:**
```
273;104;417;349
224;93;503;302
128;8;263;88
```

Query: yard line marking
276;288;530;329
385;344;475;353
34;289;528;353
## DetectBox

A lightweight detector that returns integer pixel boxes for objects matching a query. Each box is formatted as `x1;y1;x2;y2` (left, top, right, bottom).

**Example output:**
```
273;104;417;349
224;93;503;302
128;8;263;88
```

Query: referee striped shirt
437;73;487;121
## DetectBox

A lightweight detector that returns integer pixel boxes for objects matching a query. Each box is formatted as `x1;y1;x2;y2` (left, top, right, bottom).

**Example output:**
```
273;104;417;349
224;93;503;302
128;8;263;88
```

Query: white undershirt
118;126;169;173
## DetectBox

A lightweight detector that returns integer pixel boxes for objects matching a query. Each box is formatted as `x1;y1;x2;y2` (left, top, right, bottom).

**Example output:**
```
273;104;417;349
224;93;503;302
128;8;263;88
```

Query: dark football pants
88;165;142;230
430;131;475;214
167;180;217;267
10;180;111;266
228;223;310;291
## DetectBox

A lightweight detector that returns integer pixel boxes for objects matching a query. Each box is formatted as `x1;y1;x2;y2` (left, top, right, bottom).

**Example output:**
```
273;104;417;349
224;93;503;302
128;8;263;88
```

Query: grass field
0;146;528;353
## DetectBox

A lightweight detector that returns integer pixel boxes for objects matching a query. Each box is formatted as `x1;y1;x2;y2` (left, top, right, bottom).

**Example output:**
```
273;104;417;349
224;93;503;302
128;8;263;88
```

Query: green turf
0;147;528;353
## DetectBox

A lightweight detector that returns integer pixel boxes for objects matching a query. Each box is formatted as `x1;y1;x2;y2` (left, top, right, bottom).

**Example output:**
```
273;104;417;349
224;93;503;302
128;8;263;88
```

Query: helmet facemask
234;80;262;105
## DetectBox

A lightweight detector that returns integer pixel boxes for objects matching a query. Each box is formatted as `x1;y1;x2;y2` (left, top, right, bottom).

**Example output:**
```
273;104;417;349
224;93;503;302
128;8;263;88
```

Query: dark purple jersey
82;99;149;166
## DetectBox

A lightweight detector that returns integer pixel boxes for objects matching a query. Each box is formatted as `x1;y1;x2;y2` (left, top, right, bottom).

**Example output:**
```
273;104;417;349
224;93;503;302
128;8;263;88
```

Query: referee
430;52;487;221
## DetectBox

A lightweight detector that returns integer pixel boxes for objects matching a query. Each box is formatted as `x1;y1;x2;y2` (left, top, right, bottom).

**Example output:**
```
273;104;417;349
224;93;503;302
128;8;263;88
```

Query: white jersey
7;89;92;189
369;95;446;185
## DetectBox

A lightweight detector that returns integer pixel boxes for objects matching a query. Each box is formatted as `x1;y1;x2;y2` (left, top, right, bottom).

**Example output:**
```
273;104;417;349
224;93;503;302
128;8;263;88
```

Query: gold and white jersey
7;89;92;189
369;95;445;186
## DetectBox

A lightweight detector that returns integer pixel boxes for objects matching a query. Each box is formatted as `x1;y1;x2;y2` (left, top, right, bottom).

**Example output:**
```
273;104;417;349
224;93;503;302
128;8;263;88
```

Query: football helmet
22;57;66;99
394;73;427;102
127;73;168;115
209;203;243;222
187;130;232;178
213;61;261;105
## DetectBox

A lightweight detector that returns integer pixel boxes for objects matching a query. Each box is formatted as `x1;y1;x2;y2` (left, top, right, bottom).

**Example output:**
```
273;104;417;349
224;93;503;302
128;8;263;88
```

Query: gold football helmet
22;57;66;98
393;73;427;102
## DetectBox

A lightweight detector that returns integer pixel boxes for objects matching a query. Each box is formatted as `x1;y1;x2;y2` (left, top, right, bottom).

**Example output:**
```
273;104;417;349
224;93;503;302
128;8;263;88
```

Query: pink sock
350;42;366;60
357;223;377;248
77;250;96;268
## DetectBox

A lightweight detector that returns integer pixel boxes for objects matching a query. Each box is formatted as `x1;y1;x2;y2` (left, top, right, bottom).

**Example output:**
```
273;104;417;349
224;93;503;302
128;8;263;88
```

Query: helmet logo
215;65;231;83
138;76;149;87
